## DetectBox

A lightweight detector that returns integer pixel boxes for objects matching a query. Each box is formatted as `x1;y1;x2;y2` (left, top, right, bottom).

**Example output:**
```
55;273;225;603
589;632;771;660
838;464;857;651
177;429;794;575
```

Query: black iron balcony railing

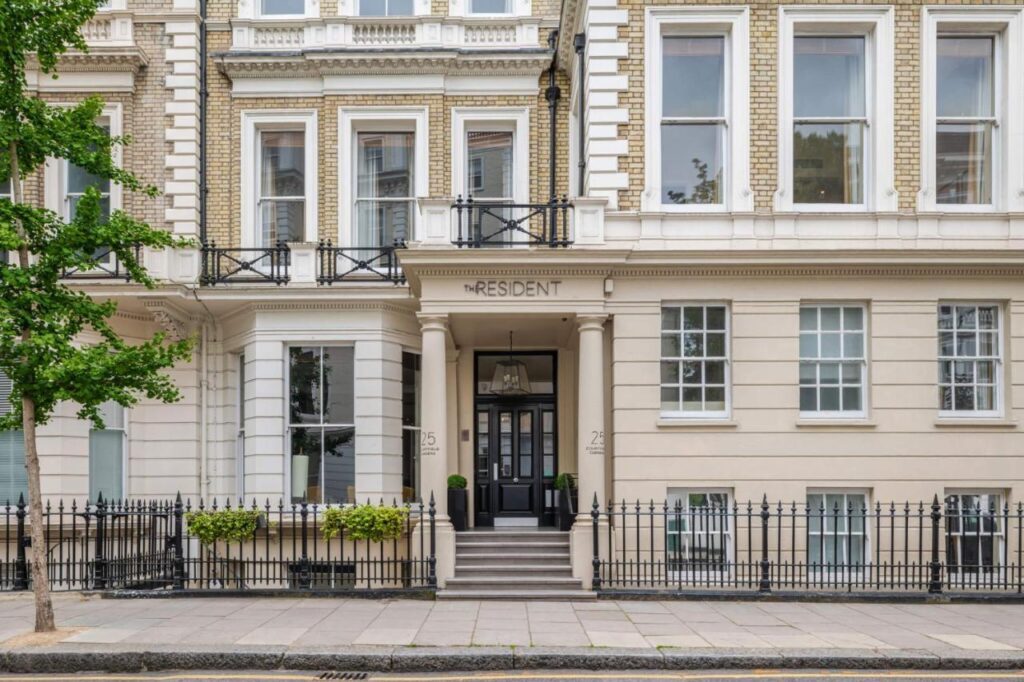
452;196;573;248
316;240;406;285
61;244;144;282
200;241;290;286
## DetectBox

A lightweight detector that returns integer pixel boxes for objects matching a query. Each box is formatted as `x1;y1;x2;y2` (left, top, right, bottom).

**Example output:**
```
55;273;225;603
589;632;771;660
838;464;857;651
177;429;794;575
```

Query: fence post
14;494;28;591
591;494;601;591
928;494;943;594
297;500;311;589
758;495;772;593
93;494;108;590
428;493;437;588
172;493;186;590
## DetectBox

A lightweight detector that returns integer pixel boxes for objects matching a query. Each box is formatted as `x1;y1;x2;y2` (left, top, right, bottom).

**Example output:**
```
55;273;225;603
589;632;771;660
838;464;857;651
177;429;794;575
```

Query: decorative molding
213;49;552;79
144;300;190;340
29;48;149;75
164;18;202;238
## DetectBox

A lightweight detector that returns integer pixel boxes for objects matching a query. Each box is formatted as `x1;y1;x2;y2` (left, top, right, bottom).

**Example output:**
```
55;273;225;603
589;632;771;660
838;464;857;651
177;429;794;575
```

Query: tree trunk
9;141;56;633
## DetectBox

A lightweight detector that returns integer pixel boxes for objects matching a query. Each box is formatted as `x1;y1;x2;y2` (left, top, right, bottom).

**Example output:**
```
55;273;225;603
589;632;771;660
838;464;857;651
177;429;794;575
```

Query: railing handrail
451;195;573;248
200;240;290;286
61;243;144;282
316;239;406;285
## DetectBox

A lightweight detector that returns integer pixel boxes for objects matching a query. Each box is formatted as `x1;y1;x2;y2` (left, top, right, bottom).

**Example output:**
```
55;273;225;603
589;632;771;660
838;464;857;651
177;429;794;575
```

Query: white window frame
944;489;1006;584
450;108;529;242
660;302;731;420
919;8;1024;213
240;0;318;20
338;107;428;248
644;7;750;214
665;488;734;579
937;302;1003;419
283;344;357;505
806;489;871;577
337;0;429;16
798;303;869;419
88;401;128;502
448;0;529;18
241;110;318;247
776;6;895;213
45;104;123;227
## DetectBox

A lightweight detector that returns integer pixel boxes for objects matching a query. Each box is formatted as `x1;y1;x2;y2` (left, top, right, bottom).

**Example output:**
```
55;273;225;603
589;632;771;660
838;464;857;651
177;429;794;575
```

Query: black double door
474;401;556;526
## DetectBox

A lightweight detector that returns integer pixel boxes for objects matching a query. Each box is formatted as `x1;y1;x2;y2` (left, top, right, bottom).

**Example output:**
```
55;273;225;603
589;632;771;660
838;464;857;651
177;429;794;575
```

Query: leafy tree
0;0;194;632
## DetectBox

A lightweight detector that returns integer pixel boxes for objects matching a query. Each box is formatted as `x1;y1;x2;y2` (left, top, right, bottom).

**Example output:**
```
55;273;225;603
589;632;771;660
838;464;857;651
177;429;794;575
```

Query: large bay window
89;401;125;501
0;371;27;504
260;0;306;16
288;346;355;504
777;8;895;212
645;8;750;212
358;0;412;15
938;303;1001;416
242;112;317;247
921;8;1023;212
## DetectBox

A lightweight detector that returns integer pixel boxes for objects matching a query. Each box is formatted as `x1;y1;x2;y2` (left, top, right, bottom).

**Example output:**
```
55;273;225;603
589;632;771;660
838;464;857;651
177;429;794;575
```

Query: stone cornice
213;49;552;79
34;48;150;74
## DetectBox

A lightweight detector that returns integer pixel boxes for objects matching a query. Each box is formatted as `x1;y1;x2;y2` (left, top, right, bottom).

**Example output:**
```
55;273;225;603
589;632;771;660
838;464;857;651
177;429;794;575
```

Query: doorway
473;352;557;527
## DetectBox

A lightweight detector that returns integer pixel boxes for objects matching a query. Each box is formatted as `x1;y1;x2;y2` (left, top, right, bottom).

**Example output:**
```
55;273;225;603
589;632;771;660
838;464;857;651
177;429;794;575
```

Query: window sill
656;418;738;429
796;419;876;429
934;418;1017;429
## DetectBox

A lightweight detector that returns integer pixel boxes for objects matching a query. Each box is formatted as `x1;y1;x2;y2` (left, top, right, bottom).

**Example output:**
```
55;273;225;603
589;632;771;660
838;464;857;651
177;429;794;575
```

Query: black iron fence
1;494;436;594
592;496;1023;595
200;241;290;285
451;196;572;248
316;240;405;285
62;244;144;282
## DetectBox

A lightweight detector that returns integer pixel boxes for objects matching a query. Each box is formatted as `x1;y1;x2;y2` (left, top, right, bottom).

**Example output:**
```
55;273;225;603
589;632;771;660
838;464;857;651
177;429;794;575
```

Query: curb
2;646;1024;673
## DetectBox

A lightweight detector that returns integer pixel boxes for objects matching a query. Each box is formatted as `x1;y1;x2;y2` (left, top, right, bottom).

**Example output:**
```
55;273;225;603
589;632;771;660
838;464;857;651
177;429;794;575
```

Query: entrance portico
403;248;614;585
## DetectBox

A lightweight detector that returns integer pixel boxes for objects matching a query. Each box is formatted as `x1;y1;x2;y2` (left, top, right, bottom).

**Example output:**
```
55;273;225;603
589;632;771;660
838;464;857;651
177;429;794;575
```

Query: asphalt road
1;671;1023;682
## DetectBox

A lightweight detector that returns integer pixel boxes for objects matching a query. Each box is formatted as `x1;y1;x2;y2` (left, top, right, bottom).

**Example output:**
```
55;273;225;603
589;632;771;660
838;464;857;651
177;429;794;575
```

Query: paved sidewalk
0;594;1023;673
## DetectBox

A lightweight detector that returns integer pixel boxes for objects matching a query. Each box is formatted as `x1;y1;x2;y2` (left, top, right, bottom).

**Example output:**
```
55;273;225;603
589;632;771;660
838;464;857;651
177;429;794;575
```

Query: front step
437;589;596;600
441;529;593;600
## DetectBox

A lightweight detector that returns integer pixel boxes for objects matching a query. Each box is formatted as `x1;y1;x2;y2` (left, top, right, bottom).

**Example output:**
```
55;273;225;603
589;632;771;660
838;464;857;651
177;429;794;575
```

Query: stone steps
439;529;594;600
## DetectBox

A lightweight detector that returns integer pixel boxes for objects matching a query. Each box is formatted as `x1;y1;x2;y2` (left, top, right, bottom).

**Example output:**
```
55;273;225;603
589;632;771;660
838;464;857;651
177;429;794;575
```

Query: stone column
418;313;456;584
576;314;607;509
571;314;608;589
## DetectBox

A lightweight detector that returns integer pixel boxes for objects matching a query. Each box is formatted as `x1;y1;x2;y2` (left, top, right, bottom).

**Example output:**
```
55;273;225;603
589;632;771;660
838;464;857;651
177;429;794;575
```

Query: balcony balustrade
451;196;573;248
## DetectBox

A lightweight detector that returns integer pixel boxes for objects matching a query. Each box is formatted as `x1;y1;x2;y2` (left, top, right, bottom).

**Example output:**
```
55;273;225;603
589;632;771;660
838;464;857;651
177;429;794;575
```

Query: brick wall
616;0;962;213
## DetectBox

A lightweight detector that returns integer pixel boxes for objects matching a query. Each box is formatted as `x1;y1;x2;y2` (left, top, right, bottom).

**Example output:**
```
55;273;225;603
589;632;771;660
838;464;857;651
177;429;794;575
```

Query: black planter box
448;488;468;531
556;489;578;531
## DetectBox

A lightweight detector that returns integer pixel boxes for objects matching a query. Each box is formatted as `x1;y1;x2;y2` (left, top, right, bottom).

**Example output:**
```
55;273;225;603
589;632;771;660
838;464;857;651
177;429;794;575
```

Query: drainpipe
573;33;586;197
199;321;209;500
546;29;561;203
198;0;208;245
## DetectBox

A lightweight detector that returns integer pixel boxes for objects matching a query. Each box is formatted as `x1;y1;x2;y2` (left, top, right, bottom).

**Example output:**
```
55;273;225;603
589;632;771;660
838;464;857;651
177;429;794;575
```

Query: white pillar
576;314;607;509
571;314;608;589
417;314;456;585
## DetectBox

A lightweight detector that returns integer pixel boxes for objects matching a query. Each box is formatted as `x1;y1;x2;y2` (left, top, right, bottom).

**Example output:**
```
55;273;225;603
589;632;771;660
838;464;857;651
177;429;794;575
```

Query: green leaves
185;509;265;546
0;4;194;434
447;474;467;490
321;505;409;543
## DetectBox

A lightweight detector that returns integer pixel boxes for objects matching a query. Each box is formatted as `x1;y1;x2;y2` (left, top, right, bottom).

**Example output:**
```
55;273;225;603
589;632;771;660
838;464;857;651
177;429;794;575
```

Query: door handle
513;477;519;483
493;463;498;481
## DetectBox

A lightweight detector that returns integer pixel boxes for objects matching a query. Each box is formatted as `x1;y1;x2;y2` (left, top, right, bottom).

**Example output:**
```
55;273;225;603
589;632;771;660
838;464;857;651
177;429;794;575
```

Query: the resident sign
465;280;562;297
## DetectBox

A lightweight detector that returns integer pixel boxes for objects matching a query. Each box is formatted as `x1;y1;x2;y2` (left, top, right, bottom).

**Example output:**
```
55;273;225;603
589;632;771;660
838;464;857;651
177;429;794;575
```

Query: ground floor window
945;492;1004;578
665;489;732;573
0;371;27;504
806;491;868;571
89;401;125;501
401;351;420;503
288;346;355;504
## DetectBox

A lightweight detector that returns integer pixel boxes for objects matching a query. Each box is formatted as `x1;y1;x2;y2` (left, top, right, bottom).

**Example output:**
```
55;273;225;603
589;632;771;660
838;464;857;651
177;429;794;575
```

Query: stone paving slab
0;594;1023;673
